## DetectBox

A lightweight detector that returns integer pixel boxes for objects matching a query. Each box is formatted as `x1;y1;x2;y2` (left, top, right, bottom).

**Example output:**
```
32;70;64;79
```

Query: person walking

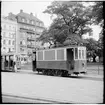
14;61;17;72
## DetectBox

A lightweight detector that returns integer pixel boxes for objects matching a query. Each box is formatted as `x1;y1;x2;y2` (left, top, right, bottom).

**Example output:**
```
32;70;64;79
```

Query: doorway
67;48;74;70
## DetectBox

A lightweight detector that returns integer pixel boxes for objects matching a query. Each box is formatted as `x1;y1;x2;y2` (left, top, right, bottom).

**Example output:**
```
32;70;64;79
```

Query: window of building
27;19;29;23
21;40;25;45
9;33;11;37
9;48;11;52
9;40;11;45
3;32;6;37
20;41;22;45
12;41;15;45
3;40;6;44
32;20;34;24
13;27;14;30
12;33;14;38
12;48;14;51
4;25;6;29
22;18;25;22
3;47;6;50
9;26;11;30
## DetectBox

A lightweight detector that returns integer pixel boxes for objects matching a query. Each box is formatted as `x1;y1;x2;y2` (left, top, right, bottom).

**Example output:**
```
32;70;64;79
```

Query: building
1;16;17;54
7;10;45;63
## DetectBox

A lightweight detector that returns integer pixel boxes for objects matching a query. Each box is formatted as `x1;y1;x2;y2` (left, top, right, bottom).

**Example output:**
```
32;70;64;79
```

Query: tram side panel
36;49;68;71
37;61;67;70
74;60;87;73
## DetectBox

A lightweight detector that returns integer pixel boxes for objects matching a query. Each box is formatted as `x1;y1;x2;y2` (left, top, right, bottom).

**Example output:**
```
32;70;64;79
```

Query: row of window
21;18;44;27
75;48;86;60
2;39;15;45
20;40;26;46
27;34;35;39
2;32;15;38
2;24;16;31
20;25;44;33
27;41;35;46
2;47;15;52
20;40;35;47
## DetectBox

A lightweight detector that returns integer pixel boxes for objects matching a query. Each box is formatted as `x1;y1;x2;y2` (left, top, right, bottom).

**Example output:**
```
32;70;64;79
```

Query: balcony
27;37;35;41
20;27;35;34
27;45;35;49
20;44;27;48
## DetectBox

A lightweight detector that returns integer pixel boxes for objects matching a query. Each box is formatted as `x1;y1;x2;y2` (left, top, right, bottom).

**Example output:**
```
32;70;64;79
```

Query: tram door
32;51;36;72
67;48;74;70
9;55;14;71
5;55;9;70
1;56;5;70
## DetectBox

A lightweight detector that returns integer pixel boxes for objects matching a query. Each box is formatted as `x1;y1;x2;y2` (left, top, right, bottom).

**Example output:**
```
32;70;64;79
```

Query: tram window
82;50;84;59
79;50;81;59
84;50;86;59
75;48;78;59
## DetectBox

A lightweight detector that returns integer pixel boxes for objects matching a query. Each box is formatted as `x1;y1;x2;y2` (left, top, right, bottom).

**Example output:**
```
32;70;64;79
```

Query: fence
87;63;103;75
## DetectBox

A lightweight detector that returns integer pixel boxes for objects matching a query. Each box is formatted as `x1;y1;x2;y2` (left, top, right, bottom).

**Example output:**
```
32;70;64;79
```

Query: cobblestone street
1;72;103;103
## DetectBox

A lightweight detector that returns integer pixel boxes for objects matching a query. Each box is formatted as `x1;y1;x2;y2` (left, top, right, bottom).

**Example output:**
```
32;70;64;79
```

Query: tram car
1;53;21;72
33;46;87;76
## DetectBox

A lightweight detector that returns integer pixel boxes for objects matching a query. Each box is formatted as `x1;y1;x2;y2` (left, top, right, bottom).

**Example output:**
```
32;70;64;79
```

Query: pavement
2;72;103;103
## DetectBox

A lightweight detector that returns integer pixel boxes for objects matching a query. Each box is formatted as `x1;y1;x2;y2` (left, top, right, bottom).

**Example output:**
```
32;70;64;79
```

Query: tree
84;38;103;62
37;28;54;46
38;1;93;46
91;2;103;47
91;2;103;25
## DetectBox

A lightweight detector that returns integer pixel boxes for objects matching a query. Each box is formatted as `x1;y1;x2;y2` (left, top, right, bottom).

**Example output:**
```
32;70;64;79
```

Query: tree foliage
38;1;93;46
91;2;103;49
84;38;103;62
91;2;103;25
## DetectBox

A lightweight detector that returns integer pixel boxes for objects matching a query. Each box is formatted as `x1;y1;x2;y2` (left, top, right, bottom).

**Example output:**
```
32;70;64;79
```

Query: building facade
1;16;17;54
7;10;45;63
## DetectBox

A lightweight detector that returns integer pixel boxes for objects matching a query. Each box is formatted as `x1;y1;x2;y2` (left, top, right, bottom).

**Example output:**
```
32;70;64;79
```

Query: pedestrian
14;61;17;72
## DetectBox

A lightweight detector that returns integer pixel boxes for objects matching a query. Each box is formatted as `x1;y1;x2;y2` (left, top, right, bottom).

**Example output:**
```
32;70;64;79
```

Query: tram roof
1;52;20;56
36;45;86;51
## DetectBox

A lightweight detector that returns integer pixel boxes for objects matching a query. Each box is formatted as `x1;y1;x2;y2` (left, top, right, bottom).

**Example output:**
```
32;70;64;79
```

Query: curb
16;70;103;80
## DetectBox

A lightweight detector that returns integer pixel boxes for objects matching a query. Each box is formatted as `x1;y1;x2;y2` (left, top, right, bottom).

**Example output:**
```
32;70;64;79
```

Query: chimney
30;13;33;16
20;9;23;13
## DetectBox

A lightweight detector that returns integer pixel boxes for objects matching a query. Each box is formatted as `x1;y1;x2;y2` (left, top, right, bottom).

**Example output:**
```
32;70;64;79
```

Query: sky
1;0;102;41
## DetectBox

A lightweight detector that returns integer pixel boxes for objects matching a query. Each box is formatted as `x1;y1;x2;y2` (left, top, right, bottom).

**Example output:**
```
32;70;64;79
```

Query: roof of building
6;13;17;21
17;10;43;23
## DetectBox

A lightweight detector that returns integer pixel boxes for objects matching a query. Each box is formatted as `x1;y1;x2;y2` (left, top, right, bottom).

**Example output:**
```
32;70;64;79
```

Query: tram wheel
42;70;45;75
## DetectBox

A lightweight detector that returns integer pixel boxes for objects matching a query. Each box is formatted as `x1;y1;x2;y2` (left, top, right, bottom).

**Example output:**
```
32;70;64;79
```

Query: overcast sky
1;0;102;41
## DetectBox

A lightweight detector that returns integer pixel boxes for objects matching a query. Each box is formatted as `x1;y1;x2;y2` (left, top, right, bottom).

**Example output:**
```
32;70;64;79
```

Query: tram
32;45;87;76
1;52;21;72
